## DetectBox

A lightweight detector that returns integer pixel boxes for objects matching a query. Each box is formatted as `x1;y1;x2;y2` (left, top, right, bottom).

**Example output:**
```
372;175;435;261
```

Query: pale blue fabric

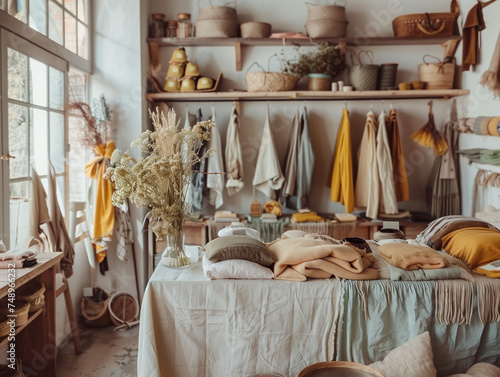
336;280;500;376
296;107;315;209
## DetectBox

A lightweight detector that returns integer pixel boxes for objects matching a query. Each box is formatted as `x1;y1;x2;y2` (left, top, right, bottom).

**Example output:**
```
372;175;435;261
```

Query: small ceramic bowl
343;85;353;92
411;81;426;90
398;82;411;90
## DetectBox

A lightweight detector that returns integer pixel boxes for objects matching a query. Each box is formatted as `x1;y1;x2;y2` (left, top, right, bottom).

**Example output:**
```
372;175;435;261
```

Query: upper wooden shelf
147;36;461;47
146;89;469;102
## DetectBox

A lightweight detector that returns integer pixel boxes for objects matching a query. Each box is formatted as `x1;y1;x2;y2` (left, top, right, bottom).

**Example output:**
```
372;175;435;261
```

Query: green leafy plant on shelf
282;42;346;78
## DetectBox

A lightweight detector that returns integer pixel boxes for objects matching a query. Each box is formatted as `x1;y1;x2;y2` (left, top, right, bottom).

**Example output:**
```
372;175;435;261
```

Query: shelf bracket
234;42;242;71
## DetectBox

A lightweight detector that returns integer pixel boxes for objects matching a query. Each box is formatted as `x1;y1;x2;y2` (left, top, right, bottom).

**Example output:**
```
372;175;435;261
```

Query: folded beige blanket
267;236;378;281
379;243;449;270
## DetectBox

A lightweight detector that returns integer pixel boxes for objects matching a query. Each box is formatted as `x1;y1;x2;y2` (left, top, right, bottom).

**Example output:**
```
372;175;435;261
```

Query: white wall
148;0;470;216
56;0;150;346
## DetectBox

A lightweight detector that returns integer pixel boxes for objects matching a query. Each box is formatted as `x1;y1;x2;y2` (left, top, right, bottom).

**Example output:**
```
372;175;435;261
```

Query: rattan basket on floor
16;281;46;313
108;292;139;328
81;287;112;327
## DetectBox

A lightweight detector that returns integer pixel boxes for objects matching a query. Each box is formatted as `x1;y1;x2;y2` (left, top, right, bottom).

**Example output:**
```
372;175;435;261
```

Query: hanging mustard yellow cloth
330;108;355;213
84;140;116;263
387;109;409;202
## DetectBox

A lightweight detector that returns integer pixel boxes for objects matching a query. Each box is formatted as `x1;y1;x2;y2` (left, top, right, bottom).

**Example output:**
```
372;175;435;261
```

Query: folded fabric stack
291;211;324;223
0;246;38;268
213;210;239;223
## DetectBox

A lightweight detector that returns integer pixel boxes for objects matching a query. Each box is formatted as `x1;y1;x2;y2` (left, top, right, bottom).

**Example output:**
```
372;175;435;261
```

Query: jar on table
150;13;165;38
166;21;178;38
177;13;192;38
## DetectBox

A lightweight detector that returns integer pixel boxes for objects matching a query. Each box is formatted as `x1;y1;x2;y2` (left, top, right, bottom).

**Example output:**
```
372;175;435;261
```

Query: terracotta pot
307;73;333;91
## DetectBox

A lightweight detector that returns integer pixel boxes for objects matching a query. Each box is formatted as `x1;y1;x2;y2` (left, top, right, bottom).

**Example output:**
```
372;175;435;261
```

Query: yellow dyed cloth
84;140;116;263
330;108;355;213
442;226;500;278
291;212;324;223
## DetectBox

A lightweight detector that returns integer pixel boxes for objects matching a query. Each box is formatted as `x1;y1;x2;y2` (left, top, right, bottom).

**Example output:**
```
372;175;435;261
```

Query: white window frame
0;28;69;248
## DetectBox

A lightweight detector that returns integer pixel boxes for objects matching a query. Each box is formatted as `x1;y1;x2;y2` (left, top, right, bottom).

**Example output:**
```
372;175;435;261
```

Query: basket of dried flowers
245;55;298;92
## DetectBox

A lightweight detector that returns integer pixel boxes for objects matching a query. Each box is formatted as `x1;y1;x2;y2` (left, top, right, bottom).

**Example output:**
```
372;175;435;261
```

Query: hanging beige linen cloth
28;166;51;239
281;109;300;204
376;110;398;215
296;106;315;209
225;105;244;196
252;107;285;199
206;107;224;209
355;111;379;219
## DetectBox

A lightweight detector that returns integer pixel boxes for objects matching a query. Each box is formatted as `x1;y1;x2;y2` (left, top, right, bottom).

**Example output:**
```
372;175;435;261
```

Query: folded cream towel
379;243;449;270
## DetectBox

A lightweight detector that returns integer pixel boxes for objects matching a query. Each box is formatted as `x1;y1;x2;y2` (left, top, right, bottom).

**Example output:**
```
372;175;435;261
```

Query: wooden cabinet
0;253;62;376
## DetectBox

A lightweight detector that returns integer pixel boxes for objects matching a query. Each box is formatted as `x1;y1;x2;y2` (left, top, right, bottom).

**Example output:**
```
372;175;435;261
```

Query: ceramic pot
307;73;333;91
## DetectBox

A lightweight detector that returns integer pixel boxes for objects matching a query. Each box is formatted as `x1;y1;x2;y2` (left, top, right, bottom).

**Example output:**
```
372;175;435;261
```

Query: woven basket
16;281;46;313
195;19;239;38
305;19;348;38
298;361;384;377
0;299;30;337
0;359;25;377
108;292;139;327
197;0;237;21
306;2;347;22
348;50;379;91
240;22;272;38
81;287;112;327
418;55;455;89
246;55;298;92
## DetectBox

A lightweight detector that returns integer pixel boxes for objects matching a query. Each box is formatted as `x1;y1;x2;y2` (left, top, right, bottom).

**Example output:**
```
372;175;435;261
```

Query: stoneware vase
307;73;333;91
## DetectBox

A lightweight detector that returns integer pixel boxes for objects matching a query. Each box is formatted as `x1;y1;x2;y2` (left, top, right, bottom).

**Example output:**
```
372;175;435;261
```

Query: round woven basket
305;20;348;38
306;3;347;22
195;19;239;38
108;292;139;327
81;288;112;327
0;299;30;337
240;22;272;38
16;281;46;313
197;5;237;21
418;55;455;89
297;361;384;377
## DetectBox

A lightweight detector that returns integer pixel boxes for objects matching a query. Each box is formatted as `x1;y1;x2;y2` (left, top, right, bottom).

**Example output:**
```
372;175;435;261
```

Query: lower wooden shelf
0;307;44;349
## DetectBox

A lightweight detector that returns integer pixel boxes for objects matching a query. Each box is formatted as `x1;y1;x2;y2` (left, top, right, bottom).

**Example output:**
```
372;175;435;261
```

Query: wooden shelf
147;36;461;48
0;308;43;349
147;89;469;102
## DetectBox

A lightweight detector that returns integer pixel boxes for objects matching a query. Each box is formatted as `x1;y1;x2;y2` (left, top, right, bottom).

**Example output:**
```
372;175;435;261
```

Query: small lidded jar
166;20;178;38
150;13;166;38
176;13;192;38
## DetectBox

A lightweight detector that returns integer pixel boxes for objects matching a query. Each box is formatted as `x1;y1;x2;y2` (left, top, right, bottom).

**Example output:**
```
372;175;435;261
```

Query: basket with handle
347;50;379;91
418;54;455;89
245;54;298;92
392;0;460;37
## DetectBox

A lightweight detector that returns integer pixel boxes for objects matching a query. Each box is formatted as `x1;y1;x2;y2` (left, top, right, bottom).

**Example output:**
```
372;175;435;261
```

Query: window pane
8;104;29;180
77;22;88;59
49;1;64;45
10;189;31;249
8;0;27;22
56;175;66;214
64;13;77;54
31;108;48;176
29;0;47;35
29;58;48;107
64;0;76;15
50;111;65;174
77;0;87;22
7;49;27;102
68;115;87;201
69;67;86;102
49;66;64;110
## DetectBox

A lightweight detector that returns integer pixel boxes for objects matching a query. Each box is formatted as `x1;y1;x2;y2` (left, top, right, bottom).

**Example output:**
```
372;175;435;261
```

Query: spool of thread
331;82;338;91
338;81;344;91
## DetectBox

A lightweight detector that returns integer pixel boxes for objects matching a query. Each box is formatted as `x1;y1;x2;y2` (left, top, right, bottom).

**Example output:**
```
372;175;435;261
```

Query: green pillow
204;235;276;267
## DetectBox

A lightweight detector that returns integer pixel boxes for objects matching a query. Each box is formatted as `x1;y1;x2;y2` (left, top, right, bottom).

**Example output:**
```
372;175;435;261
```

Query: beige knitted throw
378;243;449;270
480;30;500;97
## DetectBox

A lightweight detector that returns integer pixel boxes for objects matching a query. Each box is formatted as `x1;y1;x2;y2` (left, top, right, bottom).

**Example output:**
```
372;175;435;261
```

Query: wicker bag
245;55;298;92
16;281;46;313
0;299;30;337
240;22;272;38
81;287;112;327
392;0;460;37
347;50;379;91
418;54;455;89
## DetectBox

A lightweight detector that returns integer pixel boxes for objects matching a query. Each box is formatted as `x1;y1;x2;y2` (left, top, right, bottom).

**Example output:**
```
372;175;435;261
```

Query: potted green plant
283;43;346;91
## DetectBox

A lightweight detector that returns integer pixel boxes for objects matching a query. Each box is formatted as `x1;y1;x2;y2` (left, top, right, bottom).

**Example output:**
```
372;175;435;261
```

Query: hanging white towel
252;107;285;199
281;109;301;203
355;111;379;219
225;105;244;196
296;106;315;209
206;107;225;209
376;110;398;215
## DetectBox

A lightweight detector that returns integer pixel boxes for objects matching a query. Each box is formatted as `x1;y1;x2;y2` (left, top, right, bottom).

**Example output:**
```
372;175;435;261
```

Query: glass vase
161;232;190;268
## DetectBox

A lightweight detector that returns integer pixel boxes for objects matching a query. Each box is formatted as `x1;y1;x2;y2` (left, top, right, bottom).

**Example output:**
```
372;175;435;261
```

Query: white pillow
202;255;274;280
218;222;262;241
369;331;437;377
